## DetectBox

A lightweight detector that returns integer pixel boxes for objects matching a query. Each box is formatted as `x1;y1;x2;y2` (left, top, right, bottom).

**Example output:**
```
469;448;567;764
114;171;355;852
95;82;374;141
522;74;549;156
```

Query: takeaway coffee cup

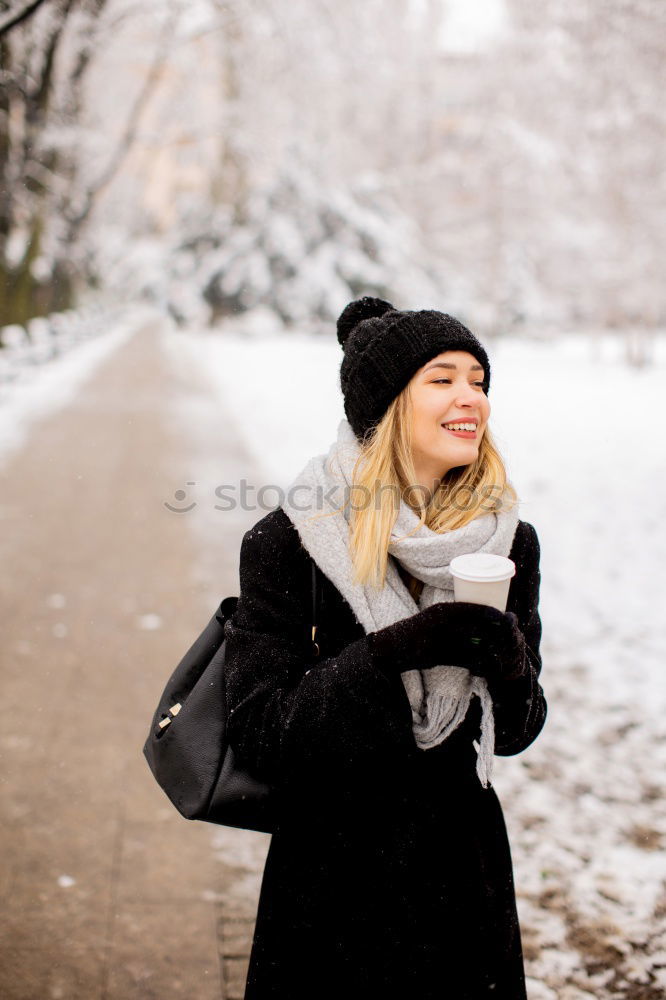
450;553;516;613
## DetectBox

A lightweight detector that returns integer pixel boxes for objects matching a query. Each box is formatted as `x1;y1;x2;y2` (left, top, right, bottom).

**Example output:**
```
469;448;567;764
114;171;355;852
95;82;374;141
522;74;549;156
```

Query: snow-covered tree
484;0;666;339
4;0;662;341
0;0;179;327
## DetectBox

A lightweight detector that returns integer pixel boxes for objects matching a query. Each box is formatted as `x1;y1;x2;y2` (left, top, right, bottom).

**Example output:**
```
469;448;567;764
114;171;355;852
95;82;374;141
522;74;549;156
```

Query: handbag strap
310;558;320;658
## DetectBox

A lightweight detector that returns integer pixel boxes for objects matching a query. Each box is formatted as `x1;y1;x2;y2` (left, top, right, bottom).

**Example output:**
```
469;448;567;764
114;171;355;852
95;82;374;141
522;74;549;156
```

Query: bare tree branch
0;0;50;39
66;0;109;118
29;0;77;110
66;6;180;237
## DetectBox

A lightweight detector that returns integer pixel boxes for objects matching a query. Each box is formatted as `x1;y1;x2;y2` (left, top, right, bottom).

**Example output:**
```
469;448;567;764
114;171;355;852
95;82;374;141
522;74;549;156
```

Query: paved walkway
0;317;269;999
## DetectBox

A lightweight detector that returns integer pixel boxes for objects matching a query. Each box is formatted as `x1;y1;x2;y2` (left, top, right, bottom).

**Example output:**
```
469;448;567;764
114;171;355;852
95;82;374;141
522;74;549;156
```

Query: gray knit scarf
281;418;520;787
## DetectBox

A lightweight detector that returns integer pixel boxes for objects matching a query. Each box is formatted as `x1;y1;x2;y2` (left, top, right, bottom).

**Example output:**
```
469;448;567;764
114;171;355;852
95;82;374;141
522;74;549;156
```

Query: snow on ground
166;318;666;998
0;306;154;470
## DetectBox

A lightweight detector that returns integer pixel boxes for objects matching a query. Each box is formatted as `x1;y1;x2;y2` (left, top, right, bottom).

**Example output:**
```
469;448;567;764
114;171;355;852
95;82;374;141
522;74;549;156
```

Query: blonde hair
312;380;518;594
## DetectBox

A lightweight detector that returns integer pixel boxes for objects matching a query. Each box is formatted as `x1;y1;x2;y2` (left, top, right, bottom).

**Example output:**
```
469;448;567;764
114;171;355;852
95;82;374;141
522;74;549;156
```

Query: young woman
224;296;546;1000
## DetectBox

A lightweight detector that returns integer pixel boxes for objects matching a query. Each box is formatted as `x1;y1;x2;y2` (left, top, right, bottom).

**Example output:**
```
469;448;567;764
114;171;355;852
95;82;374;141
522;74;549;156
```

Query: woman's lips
442;426;477;439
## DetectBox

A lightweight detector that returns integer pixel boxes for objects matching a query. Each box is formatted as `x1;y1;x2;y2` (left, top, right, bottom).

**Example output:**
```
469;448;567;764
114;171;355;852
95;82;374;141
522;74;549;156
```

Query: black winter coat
224;507;546;1000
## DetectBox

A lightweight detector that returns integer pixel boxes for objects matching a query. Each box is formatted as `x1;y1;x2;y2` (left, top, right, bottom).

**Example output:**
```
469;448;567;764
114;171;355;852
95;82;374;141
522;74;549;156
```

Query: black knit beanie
338;296;491;441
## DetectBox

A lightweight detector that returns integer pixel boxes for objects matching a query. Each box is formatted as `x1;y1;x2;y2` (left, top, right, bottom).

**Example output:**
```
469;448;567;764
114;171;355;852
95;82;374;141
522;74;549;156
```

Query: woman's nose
455;385;479;406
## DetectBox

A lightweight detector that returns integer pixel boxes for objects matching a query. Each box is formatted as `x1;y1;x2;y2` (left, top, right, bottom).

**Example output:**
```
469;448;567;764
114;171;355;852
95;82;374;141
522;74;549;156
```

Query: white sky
439;0;508;52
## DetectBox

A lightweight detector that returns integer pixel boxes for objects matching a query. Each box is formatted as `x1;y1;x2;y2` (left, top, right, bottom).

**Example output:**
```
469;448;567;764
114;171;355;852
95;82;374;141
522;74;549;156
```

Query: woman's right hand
367;600;515;675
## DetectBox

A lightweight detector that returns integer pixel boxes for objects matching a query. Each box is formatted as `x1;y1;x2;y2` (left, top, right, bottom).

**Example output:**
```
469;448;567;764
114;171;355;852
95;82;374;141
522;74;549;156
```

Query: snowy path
0;313;266;999
0;307;152;470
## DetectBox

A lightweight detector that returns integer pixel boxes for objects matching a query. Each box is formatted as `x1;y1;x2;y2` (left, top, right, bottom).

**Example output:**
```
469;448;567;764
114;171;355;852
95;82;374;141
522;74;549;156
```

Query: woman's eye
431;379;485;387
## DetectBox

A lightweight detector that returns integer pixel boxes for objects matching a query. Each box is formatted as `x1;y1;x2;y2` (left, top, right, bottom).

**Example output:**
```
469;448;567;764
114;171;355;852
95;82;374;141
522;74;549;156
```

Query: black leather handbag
143;558;320;833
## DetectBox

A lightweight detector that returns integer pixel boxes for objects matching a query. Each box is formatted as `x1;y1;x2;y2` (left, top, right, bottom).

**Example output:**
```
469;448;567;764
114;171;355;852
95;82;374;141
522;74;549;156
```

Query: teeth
444;422;477;431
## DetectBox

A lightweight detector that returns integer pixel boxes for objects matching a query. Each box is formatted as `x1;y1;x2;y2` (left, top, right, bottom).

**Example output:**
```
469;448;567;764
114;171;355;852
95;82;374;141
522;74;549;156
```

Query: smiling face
406;350;491;496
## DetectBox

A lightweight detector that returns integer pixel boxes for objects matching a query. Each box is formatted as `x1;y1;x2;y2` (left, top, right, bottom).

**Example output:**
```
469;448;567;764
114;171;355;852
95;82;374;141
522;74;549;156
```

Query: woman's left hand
452;602;527;682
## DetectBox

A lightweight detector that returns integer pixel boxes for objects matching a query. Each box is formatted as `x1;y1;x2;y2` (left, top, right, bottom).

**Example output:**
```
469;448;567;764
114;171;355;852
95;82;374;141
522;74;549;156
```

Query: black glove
368;600;526;682
462;606;527;683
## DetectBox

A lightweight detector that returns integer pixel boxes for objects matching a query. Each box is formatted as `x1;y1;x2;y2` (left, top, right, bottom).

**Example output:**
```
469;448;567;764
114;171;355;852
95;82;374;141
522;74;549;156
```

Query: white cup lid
450;553;516;583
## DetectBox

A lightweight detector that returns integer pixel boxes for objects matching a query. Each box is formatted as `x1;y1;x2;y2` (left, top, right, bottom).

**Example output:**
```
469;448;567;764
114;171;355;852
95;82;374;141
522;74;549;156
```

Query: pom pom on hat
336;296;395;348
